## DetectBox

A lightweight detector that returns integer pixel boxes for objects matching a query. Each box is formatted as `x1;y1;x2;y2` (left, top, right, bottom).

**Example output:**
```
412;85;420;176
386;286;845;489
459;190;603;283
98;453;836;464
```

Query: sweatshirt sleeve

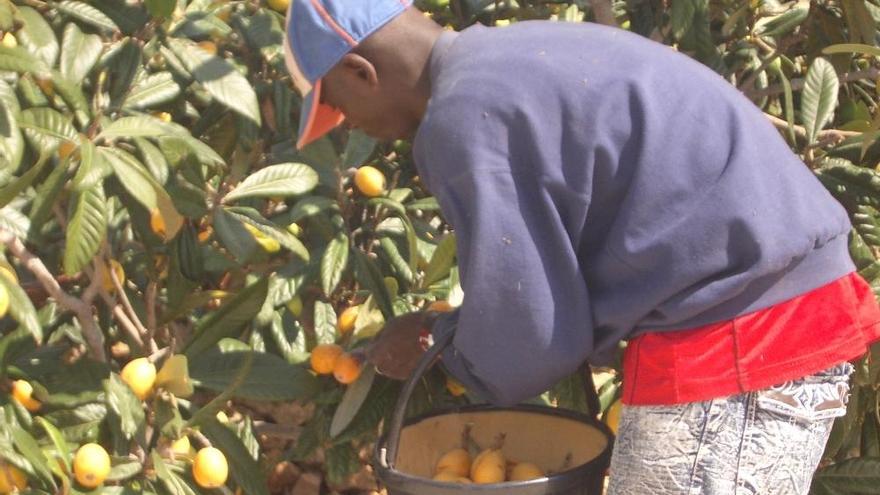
429;162;595;406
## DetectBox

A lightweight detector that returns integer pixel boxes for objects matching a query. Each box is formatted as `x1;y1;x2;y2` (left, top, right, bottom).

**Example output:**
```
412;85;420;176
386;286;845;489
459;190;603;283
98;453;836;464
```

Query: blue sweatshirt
412;22;855;406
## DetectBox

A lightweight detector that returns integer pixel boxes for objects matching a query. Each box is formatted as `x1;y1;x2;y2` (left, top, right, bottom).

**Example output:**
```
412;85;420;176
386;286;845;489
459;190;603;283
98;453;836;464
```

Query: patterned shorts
607;362;854;495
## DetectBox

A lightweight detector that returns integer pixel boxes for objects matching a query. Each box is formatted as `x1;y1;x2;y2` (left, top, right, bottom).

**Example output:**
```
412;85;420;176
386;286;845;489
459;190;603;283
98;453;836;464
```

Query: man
284;1;880;493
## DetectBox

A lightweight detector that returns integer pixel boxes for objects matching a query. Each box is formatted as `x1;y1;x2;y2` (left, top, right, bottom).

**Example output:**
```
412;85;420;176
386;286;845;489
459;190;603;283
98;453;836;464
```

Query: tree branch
0;231;106;361
764;113;861;147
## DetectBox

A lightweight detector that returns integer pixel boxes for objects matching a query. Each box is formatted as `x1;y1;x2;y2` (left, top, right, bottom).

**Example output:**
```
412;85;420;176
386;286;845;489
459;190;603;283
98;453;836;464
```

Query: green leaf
151;451;198;495
99;147;184;239
103;374;145;440
18;108;77;152
167;38;261;124
0;206;30;239
321;234;349;295
352;249;394;320
423;233;456;287
226;209;310;261
754;6;809;38
313;301;337;346
224;163;318;202
670;0;698;40
51;72;91;126
841;0;876;45
72;139;111;191
17;6;59;67
55;1;118;32
0;80;24;171
106;458;142;482
801;57;839;145
0;153;50;209
123;73;181;110
823;43;880;58
35;417;71;472
286;196;339;223
60;23;104;82
11;427;56;488
0;0;17;31
330;366;375;438
0;45;49;73
202;420;270;495
817;164;880;210
144;0;176;18
183;278;270;357
63;185;107;276
811;457;880;494
98;116;177;140
0;267;42;343
379;237;413;283
189;345;320;400
343;130;377;168
212;207;259;262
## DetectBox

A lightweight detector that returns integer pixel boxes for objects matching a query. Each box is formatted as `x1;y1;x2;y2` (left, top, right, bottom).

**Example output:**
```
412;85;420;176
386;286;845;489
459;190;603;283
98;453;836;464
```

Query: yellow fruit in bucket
445;376;467;397
604;399;622;435
0;462;26;493
432;471;472;483
509;461;545;481
73;443;111;488
470;448;506;484
434;448;470;478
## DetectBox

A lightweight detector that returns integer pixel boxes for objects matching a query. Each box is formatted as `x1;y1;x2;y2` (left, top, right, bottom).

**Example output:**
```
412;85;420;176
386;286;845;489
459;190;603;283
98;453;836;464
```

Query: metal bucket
373;331;614;494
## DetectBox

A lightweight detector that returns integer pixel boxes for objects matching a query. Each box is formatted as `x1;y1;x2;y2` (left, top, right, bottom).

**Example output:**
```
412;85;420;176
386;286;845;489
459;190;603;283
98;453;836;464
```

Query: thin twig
751;67;880;99
0;230;106;361
764;113;861;146
145;280;159;353
108;262;151;342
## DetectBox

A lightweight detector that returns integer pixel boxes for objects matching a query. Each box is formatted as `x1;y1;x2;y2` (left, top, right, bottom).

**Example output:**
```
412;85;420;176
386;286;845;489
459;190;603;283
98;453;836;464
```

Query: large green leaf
98;116;177;140
72;139;111;191
840;0;876;45
11;428;56;488
810;457;880;494
212;207;259;262
353;249;395;319
801;58;839;145
144;0;176;18
60;23;103;82
226;208;310;261
99;147;183;239
123;73;181;110
321;234;349;295
104;373;146;440
202;420;270;495
0;206;30;239
816;164;880;210
313;301;337;346
35;417;72;472
18;108;77;152
17;6;59;67
183;278;269;357
189;344;320;400
0;153;50;209
224;163;318;202
343;130;377;168
0;80;24;171
167;38;261;124
63;185;107;275
0;45;48;74
423;233;456;287
330;366;375;438
670;0;698;40
55;1;118;32
823;43;880;58
0;263;43;343
754;6;809;38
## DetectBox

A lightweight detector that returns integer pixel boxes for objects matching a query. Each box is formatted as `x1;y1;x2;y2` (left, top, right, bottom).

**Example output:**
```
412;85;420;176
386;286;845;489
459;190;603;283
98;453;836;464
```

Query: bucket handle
378;328;601;470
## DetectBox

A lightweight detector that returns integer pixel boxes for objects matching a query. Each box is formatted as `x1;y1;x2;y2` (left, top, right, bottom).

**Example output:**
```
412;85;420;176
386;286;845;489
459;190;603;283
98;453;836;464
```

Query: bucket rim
373;403;614;488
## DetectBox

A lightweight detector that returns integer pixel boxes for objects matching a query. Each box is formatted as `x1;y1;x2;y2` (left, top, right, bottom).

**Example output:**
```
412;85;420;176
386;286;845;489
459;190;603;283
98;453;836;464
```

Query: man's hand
365;311;439;380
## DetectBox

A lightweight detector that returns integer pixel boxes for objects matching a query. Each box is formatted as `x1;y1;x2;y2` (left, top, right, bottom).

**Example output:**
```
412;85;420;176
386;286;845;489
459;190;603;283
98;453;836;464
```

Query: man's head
284;1;443;148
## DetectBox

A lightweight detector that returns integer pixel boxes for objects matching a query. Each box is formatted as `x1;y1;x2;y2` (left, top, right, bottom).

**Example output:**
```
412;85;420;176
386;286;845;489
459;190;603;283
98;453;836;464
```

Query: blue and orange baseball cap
284;0;413;149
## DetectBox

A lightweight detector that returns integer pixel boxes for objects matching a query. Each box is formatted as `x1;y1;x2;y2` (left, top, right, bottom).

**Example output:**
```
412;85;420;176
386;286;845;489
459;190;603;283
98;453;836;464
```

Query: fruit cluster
432;446;546;484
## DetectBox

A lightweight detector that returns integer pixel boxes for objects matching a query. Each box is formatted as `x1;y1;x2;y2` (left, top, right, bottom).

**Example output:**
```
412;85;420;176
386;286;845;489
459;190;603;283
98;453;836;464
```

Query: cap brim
296;80;345;150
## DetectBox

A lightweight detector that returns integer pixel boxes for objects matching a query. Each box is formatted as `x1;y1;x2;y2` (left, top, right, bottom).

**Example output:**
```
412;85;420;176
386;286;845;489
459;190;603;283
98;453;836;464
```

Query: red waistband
622;272;880;405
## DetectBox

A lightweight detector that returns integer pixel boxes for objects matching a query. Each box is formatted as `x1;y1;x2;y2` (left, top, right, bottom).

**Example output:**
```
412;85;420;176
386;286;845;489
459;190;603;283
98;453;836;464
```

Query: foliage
0;0;876;493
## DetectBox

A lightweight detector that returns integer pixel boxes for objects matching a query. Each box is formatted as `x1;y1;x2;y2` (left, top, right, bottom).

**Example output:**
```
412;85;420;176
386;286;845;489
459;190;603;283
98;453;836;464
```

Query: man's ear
339;53;379;88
